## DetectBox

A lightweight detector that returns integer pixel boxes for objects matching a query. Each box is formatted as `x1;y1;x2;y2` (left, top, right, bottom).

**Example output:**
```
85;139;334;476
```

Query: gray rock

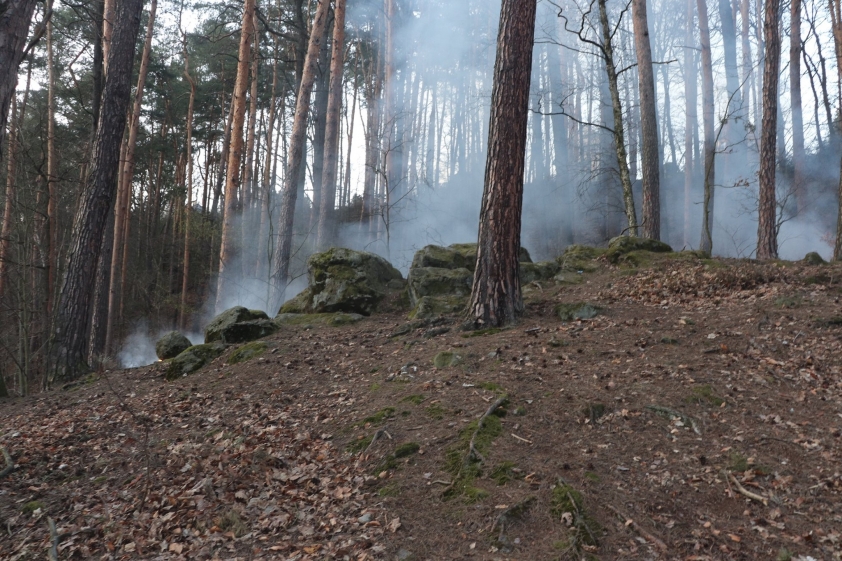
204;306;270;344
165;343;226;380
555;302;604;322
407;267;473;306
520;260;560;285
433;351;462;368
804;251;826;265
155;331;192;360
279;248;402;316
219;319;277;344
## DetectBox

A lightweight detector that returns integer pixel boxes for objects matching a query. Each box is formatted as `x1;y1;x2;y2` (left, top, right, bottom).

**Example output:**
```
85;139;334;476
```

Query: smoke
117;320;203;369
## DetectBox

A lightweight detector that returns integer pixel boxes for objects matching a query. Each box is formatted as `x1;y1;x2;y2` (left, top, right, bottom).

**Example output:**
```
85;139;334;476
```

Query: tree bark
105;0;156;353
46;3;58;317
316;0;346;250
790;0;805;212
179;28;196;330
215;0;256;313
241;7;259;278
270;0;331;308
47;0;143;383
632;0;660;240
697;0;716;254
598;0;637;236
0;0;38;165
466;0;536;329
683;0;697;248
756;0;780;260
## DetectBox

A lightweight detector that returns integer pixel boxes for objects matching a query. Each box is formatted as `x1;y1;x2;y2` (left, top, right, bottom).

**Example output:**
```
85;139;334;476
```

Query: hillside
1;252;841;560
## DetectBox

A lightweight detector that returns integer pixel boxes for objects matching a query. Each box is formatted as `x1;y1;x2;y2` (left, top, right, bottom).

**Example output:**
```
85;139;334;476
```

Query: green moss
490;461;519;485
369;382;381;392
686;384;726;407
219;510;248;538
584;471;600;482
21;501;44;515
774;295;801;309
347;434;374;453
378;483;400;497
426;403;446;420
777;548;794;561
442;403;506;502
401;394;425;405
660;337;679;344
554;302;604;322
550;484;601;548
477;381;503;393
729;452;750;472
394;442;420;458
604;236;672;263
512;406;527;416
433;351;462;368
359;406;396;426
819;316;842;327
461;327;503;338
93;476;108;484
228;341;267;364
583;403;607;422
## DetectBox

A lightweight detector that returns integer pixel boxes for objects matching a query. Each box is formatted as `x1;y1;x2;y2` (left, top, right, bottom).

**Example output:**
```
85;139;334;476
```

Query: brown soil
2;254;841;560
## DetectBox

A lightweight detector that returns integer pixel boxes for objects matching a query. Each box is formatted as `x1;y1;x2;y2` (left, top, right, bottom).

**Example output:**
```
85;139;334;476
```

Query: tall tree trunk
829;0;842;259
384;0;404;205
632;0;660;240
241;8;259;277
105;0;156;353
466;0;536;328
310;28;332;231
790;0;805;212
0;0;38;168
0;78;24;301
271;0;330;308
756;0;781;260
46;3;58;317
698;0;716;254
47;0;143;383
316;0;346;250
215;0;256;312
684;0;697;248
179;31;196;330
598;0;637;236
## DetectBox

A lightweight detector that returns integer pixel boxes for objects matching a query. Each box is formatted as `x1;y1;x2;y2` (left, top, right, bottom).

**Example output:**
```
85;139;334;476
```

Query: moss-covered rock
604;236;672;263
555;302;604;321
155;331;192;360
407;267;473;304
411;245;474;271
218;319;277;344
520;261;560;284
165;343;226;380
804;251;826;265
433;351;463;368
228;341;267;364
204;306;270;344
556;244;606;272
273;312;364;327
278;289;311;314
280;248;402;316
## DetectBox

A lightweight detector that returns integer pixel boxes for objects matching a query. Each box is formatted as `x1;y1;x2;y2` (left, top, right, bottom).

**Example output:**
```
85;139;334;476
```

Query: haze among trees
2;0;842;390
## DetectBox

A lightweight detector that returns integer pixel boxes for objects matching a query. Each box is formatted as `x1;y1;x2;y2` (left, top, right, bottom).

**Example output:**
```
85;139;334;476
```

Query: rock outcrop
279;248;403;316
165;343;226;380
204;306;272;344
155;331;192;360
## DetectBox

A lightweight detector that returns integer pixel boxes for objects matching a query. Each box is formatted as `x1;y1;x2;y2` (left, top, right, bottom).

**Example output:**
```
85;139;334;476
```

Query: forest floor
1;252;841;561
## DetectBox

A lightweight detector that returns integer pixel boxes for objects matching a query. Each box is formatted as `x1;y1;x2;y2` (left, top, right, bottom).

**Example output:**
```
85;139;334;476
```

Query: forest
0;0;840;390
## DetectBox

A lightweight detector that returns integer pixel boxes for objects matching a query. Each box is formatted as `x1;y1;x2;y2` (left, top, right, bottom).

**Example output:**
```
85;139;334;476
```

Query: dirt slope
2;253;841;561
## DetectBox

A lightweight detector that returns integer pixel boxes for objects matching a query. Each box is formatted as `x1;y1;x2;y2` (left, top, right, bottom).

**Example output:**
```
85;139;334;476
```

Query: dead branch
364;427;392;455
607;504;668;553
491;496;536;541
0;447;15;479
47;517;58;561
442;394;508;495
726;472;769;506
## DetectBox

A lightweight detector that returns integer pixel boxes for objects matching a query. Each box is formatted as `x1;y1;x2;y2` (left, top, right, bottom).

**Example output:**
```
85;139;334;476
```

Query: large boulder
407;267;473;305
520;261;560;285
218;319;277;344
204;306;270;344
155;331;192;360
412;243;532;272
165;343;226;380
604;236;672;263
279;248;403;316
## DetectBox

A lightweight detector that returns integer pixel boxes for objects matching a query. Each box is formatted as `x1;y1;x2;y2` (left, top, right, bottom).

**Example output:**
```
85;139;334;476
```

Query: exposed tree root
442;394;508;496
726;472;769;506
0;447;15;479
607;504;668;553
